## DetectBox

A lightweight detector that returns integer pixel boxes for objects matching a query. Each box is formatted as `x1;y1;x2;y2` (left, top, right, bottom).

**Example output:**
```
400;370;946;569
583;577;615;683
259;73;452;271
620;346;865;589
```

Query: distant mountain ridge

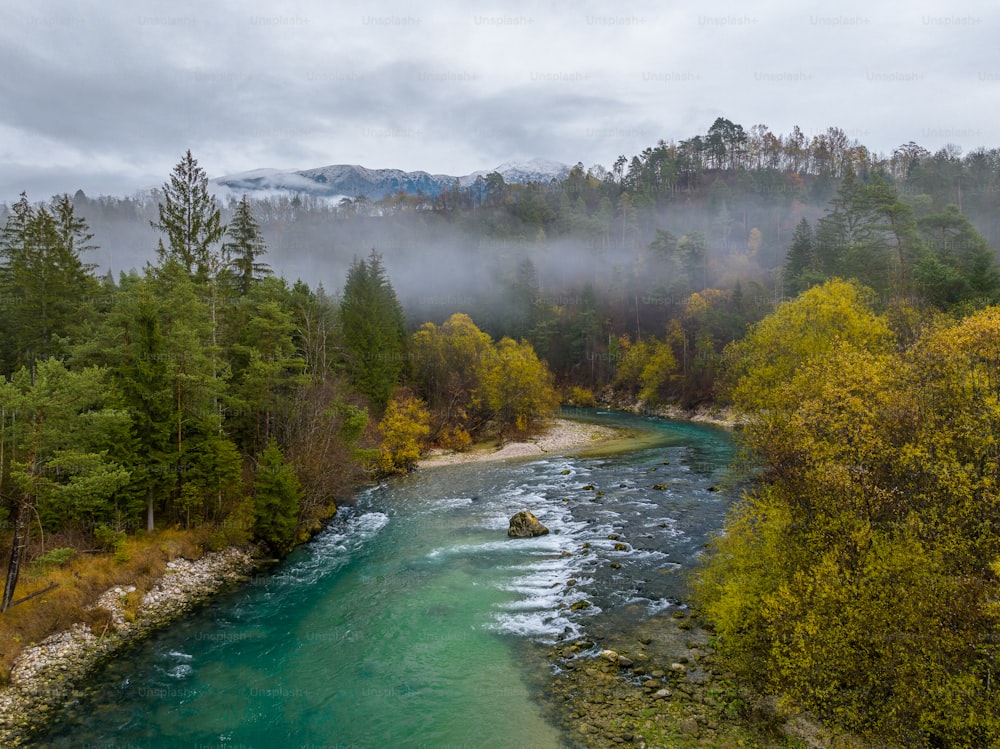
211;158;573;201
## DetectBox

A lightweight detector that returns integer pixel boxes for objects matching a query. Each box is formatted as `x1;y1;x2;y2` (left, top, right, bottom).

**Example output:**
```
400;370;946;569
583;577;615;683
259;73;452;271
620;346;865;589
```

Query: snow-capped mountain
210;158;572;202
462;158;574;187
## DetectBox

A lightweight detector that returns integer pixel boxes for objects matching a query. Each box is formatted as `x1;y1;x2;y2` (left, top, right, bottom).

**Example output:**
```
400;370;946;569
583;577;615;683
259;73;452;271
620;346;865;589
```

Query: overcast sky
1;0;996;202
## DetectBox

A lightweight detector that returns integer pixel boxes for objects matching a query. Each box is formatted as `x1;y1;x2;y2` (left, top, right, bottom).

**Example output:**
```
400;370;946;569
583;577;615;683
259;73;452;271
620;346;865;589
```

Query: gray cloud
1;0;997;201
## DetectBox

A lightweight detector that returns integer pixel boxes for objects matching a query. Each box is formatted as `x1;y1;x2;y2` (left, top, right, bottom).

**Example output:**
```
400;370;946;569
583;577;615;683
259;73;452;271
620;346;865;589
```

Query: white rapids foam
272;511;390;588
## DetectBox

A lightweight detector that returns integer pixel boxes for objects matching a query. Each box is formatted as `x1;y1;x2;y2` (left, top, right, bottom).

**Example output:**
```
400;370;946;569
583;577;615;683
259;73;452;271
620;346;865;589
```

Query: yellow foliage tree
613;336;678;406
697;291;1000;746
478;337;560;435
375;389;431;474
724;278;893;413
412;313;495;439
411;314;559;440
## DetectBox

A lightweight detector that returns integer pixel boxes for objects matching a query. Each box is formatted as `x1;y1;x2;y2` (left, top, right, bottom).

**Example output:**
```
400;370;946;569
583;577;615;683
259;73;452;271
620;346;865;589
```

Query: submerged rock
507;510;550;538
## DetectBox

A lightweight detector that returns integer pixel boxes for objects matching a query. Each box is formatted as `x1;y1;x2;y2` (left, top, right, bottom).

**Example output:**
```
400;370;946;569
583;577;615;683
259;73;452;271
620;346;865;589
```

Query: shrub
94;525;127;554
29;547;77;572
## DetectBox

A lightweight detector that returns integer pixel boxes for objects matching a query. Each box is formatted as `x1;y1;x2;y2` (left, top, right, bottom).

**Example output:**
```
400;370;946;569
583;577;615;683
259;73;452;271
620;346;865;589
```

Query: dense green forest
3;118;1000;745
0;149;560;622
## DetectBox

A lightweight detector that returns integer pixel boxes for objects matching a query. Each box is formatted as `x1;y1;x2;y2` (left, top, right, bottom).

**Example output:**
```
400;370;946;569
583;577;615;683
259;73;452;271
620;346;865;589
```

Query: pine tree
813;170;923;298
0;193;99;369
0;360;132;610
114;285;174;531
339;250;406;409
252;438;303;553
915;204;1000;307
224;284;307;455
151;150;224;282
783;218;817;296
222;194;271;295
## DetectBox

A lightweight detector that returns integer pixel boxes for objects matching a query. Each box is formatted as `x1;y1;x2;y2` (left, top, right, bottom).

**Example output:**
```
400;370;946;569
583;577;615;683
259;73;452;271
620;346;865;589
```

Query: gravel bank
419;418;625;468
0;547;256;746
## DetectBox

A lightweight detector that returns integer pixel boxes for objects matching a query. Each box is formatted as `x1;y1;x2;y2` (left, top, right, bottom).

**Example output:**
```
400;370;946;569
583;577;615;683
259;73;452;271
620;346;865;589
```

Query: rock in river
508;510;550;538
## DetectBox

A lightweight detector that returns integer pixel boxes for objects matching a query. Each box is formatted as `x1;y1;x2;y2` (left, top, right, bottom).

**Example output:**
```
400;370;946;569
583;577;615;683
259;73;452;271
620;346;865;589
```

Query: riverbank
0;546;256;747
418;417;627;468
540;610;867;748
523;408;867;748
602;398;742;430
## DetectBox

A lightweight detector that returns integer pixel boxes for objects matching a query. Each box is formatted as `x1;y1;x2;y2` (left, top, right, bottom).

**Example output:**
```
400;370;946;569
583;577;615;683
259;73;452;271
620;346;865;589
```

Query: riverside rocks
541;609;757;748
0;547;255;747
508;510;550;538
542;609;858;748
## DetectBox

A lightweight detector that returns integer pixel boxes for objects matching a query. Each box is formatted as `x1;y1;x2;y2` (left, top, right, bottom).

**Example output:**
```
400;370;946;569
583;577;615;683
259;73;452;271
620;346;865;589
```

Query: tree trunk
2;499;32;612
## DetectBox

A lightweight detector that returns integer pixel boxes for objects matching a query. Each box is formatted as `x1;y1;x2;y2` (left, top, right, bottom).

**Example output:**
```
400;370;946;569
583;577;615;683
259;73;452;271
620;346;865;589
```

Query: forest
2;117;1000;746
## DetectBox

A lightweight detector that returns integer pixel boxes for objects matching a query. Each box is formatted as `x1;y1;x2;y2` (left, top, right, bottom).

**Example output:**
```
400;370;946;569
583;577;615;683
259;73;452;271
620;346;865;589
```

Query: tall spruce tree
252;438;303;553
783;218;817;296
339;250;406;409
222;194;271;295
1;360;132;610
151;150;224;282
114;284;174;531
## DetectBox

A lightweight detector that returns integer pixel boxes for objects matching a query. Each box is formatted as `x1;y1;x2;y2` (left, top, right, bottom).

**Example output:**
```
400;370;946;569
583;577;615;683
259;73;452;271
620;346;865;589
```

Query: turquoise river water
36;409;736;749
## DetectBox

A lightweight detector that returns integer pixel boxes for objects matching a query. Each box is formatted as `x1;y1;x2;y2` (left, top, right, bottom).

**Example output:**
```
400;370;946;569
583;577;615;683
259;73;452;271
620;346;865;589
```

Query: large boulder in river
508;510;550;538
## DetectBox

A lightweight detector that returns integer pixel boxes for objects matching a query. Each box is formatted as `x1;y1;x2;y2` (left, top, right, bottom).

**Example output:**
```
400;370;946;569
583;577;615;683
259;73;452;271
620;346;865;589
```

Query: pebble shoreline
0;547;256;746
418;417;626;468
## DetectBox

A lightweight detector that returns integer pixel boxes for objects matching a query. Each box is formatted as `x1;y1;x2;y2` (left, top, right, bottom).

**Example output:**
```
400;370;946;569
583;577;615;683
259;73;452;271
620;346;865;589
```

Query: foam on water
481;476;608;642
271;511;390;588
419;496;474;513
156;650;195;681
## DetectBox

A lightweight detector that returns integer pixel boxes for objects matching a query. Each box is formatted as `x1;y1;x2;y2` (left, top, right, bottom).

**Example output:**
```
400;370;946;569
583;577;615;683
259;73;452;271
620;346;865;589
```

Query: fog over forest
4;118;999;359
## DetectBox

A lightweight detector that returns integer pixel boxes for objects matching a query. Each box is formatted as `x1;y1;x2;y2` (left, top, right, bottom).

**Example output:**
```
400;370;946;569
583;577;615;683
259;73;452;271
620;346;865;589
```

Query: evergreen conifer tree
151;150;224;281
222;194;271;295
339;250;406;409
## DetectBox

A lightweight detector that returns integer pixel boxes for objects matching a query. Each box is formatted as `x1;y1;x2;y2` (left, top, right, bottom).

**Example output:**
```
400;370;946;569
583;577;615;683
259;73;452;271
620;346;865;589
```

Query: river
35;409;735;748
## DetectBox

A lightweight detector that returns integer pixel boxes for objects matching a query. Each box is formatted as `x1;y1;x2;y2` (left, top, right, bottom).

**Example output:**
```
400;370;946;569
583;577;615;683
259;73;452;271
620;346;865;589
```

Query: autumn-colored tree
697;287;1000;746
280;379;368;529
478;337;560;435
411;313;559;439
375;389;431;474
612;336;677;406
723;278;893;413
411;313;493;439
